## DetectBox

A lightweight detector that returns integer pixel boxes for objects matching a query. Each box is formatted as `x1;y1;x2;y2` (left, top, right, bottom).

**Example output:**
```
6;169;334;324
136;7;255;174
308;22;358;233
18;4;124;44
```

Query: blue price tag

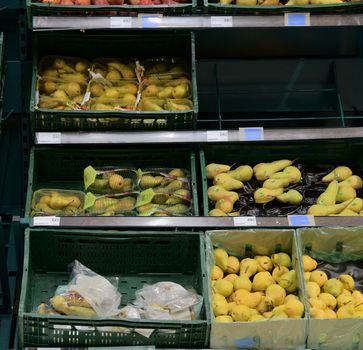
285;13;310;26
235;336;255;348
141;15;161;28
239;127;264;141
288;215;315;226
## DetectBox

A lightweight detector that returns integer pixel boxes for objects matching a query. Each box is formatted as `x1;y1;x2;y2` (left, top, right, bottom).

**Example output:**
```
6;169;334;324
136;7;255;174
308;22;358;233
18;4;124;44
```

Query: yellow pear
278;270;297;293
335;209;359;216
214;248;229;271
276;190;303;205
272;266;289;282
336;292;353;308
231;304;255;321
281;299;305;318
306;281;321;298
255;256;273;272
308;200;353;216
309;297;327;310
271;253;291;268
310;307;327;319
226;256;240;274
213;294;229;316
215;197;237;214
224;273;238;284
208;185;239;202
352;291;363;305
213;173;244;191
256;296;271;314
252;271;275;292
336;186;356;203
263;178;290;190
215;315;233;322
319;293;337;310
284;295;299;303
228;301;236;314
323;278;344;297
211;265;224;280
339;175;363;189
228;165;253;182
208;209;228;217
265;284;286;306
324;308;337;318
233;289;263;308
248;314;266;322
317;180;338;206
240;258;259;277
337;303;355;318
339;274;355;291
206;163;231;179
213;279;234;297
270;166;301;184
253;160;293;181
263;311;273;318
322;166;353;182
233;274;252;292
302;255;318;272
271;313;289;320
310;270;328;287
254;188;284;204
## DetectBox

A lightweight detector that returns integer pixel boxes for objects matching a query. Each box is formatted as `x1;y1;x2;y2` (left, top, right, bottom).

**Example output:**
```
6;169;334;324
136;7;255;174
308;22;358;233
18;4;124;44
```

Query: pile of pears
37;56;194;113
308;166;363;216
32;190;83;216
211;247;305;322
303;255;363;319
206;160;303;216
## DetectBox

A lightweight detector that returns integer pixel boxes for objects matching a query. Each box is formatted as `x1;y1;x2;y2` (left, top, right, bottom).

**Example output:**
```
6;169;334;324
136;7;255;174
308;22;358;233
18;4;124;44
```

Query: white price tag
33;216;60;227
233;216;257;226
36;132;61;144
211;16;233;28
207;130;228;141
284;13;310;27
239;127;264;141
110;17;132;28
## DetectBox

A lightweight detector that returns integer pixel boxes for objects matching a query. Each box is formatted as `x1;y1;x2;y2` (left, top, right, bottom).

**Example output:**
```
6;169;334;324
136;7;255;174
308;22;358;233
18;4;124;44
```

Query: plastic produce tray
30;32;198;132
27;0;196;27
24;145;199;217
205;229;307;349
18;229;210;348
204;0;363;15
200;139;363;216
298;227;363;350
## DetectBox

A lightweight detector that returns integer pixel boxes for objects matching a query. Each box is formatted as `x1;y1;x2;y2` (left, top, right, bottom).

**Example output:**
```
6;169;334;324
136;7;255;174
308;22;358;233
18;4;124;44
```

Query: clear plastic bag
90;58;137;81
133;281;203;320
51;260;121;317
138;97;193;112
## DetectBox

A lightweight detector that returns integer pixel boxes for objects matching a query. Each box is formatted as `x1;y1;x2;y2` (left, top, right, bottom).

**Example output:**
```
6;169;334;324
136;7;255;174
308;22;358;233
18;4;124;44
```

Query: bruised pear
310;270;328;287
272;266;289;282
240;258;259;277
271;252;291;268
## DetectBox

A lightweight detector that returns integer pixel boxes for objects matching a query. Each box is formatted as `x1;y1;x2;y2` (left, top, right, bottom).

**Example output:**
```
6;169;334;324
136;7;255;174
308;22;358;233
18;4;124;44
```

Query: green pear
317;180;338;206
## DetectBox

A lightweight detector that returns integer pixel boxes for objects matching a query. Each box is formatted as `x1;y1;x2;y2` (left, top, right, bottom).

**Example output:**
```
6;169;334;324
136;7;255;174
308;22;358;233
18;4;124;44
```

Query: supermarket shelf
35;127;363;144
28;216;363;228
33;14;363;30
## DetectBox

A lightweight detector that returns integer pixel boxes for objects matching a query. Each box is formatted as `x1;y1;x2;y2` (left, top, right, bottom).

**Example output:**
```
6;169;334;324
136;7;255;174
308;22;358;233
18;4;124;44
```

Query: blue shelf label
288;215;315;226
239;127;264;141
285;13;310;27
235;336;255;348
140;15;162;28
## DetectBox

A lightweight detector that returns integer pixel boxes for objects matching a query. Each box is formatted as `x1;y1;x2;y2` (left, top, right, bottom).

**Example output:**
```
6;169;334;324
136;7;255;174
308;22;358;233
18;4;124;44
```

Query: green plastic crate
0;33;5;135
25;145;199;217
30;32;198;132
298;227;363;350
205;229;308;349
204;0;363;14
27;0;196;28
200;139;363;216
18;229;210;348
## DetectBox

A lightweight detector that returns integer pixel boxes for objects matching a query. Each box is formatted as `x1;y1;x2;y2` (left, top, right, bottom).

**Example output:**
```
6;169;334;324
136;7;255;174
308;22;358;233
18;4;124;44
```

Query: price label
285;13;310;27
110;17;132;28
233;216;257;226
140;15;162;28
206;130;229;141
288;215;315;227
211;16;233;28
239;127;264;141
33;216;60;227
36;132;61;144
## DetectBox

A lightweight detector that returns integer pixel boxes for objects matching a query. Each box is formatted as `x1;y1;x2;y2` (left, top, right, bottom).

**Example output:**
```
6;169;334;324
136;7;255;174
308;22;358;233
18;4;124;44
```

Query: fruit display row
214;0;345;6
31;167;193;216
34;0;190;5
36;56;193;113
206;161;363;217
